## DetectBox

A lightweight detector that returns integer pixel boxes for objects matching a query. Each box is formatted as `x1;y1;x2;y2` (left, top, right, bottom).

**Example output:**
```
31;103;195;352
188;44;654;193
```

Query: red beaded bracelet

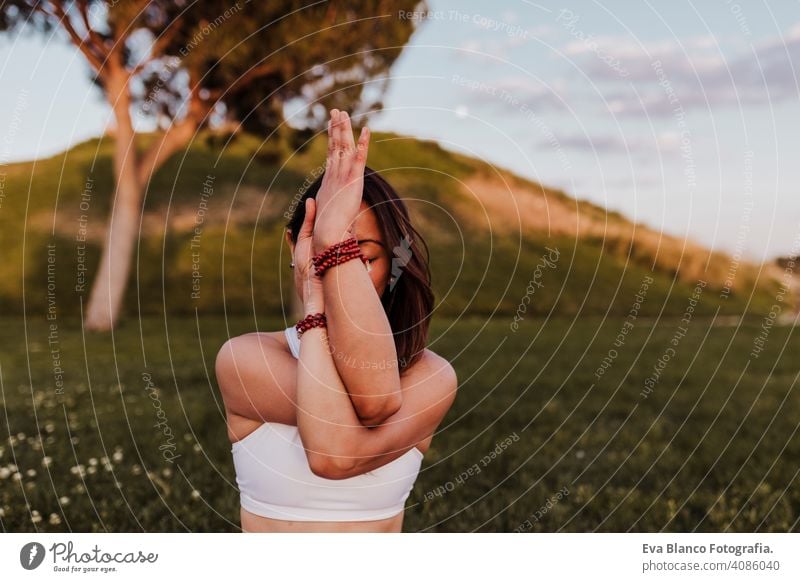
311;236;369;276
312;236;360;266
296;312;327;337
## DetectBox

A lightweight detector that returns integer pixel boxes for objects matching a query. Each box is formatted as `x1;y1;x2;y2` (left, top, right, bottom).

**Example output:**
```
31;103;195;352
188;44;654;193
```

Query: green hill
0;129;782;320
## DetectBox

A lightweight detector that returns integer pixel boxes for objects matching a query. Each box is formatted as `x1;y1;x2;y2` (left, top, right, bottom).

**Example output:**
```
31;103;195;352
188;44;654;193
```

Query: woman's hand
294;197;325;316
312;109;371;253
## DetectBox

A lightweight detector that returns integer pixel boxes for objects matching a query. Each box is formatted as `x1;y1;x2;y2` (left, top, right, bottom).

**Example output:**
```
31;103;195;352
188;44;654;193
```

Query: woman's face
288;200;391;299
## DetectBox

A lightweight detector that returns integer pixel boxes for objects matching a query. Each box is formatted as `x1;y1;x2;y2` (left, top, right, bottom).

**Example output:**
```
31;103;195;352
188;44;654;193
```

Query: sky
1;0;799;260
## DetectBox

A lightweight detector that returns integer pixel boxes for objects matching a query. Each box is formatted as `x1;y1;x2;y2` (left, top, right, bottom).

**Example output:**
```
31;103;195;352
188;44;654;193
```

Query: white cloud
453;73;569;113
500;10;518;24
572;22;800;116
538;131;682;155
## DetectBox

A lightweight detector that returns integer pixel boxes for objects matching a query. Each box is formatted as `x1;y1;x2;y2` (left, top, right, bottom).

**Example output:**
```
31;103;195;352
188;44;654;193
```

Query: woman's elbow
306;450;356;480
356;391;403;427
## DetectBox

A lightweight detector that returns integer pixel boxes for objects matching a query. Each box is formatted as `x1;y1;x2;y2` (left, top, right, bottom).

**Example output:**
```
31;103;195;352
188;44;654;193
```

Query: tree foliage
2;0;428;141
0;0;429;330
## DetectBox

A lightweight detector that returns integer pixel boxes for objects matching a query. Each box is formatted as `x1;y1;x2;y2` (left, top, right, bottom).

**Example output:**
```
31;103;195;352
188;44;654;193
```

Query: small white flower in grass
193;444;202;453
100;456;109;465
31;510;42;523
70;437;79;445
87;466;97;475
49;513;61;525
59;496;70;505
191;489;201;500
16;432;25;440
162;467;172;478
88;457;98;466
112;451;123;463
0;507;5;517
13;472;22;481
7;463;17;473
42;456;52;467
575;450;585;459
131;464;142;475
26;469;36;478
0;468;10;479
45;422;55;433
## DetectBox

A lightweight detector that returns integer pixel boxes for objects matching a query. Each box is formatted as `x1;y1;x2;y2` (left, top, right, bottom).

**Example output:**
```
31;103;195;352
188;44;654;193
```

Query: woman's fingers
332;110;345;176
340;111;356;151
334;111;354;177
324;108;365;183
327;110;339;178
353;125;370;175
298;197;316;241
321;115;335;194
325;114;335;174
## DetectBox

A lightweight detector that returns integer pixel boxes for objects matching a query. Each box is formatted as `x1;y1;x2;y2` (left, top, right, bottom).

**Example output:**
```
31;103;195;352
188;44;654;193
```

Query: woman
215;109;458;532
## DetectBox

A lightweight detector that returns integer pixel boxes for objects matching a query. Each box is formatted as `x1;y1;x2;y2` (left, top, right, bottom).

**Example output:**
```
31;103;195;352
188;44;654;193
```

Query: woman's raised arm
311;109;403;426
292;201;455;479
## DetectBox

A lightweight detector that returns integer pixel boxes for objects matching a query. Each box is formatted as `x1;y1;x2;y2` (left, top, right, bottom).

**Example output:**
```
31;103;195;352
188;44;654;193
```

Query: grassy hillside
2;315;798;531
0;129;783;319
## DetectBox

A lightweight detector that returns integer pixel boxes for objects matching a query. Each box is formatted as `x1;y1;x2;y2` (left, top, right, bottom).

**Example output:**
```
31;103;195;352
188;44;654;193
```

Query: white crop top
230;326;424;522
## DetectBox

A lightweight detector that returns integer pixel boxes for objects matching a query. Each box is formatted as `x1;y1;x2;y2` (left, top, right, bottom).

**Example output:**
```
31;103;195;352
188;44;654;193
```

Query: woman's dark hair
285;166;434;374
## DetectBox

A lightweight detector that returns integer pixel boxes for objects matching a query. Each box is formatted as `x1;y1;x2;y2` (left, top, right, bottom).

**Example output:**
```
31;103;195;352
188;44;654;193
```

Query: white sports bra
230;326;424;522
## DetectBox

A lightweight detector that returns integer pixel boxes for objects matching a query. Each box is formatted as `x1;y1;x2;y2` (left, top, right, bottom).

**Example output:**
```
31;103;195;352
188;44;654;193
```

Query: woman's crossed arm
296;323;456;479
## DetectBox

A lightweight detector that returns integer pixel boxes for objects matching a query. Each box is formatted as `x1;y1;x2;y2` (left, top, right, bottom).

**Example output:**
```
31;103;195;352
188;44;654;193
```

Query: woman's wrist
312;226;356;253
302;284;325;317
303;303;324;318
296;311;327;336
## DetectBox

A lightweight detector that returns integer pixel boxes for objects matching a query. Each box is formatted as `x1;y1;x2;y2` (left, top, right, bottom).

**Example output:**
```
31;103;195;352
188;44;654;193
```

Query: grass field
1;314;798;532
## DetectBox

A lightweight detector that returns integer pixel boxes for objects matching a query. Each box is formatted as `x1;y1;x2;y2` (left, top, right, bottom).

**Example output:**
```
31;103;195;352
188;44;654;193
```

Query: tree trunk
83;70;142;331
83;64;201;331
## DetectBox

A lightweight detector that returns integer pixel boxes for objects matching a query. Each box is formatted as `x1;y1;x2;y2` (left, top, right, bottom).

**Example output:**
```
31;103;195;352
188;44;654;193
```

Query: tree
0;0;428;329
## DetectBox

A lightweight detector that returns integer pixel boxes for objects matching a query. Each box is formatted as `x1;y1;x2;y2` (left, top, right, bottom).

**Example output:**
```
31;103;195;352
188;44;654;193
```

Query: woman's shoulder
419;347;452;367
233;328;291;354
409;348;458;391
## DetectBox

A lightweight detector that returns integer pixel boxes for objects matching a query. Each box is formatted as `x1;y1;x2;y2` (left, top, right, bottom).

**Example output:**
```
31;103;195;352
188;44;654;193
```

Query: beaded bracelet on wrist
312;236;369;276
296;312;327;337
311;236;360;267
